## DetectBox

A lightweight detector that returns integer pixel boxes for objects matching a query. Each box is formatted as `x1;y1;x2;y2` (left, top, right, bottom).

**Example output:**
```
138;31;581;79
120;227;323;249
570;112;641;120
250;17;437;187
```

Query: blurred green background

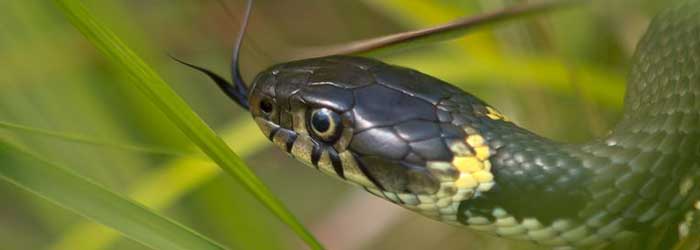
0;0;670;249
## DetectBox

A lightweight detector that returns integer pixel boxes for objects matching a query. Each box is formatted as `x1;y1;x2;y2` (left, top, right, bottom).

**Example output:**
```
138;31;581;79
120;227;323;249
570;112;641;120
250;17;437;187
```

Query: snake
181;0;700;249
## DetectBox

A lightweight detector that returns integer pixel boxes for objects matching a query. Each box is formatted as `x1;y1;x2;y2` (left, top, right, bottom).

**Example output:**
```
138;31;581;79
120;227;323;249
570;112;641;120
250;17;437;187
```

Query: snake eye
309;108;342;142
259;97;274;114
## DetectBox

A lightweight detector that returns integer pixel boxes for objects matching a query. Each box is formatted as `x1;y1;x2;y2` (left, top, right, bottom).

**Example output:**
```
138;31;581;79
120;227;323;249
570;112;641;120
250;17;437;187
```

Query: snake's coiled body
245;0;700;248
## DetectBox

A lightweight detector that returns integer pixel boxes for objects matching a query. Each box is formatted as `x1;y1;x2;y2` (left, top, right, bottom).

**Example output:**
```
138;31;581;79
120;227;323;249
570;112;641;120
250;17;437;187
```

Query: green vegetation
0;1;666;250
52;0;321;248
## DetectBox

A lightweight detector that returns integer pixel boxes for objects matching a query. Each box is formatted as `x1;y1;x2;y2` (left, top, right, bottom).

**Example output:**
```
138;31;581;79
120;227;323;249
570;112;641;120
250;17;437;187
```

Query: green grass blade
0;120;191;156
51;119;269;250
50;0;323;249
0;140;227;250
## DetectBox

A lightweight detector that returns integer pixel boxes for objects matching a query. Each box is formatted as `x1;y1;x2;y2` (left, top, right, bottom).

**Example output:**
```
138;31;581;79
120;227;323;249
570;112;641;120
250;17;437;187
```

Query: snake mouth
254;117;298;155
254;117;347;177
254;116;394;193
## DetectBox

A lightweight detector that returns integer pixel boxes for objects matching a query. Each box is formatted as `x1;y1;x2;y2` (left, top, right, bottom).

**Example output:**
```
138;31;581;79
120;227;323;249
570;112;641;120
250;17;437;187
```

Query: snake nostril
260;98;274;114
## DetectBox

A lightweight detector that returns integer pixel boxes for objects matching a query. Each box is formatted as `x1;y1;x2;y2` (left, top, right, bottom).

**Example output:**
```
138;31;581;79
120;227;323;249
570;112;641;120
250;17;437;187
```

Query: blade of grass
51;118;268;250
290;0;583;59
357;0;501;64
0;140;227;250
50;0;323;249
359;0;625;108
50;157;217;250
0;120;192;156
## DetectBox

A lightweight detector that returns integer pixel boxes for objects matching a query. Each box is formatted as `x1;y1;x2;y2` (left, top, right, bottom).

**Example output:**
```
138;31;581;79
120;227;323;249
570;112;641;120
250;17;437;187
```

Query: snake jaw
256;117;487;222
398;126;497;223
254;117;383;188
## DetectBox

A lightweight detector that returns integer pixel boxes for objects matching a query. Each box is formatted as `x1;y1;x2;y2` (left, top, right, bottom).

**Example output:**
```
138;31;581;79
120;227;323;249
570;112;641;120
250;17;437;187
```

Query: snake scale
185;0;700;249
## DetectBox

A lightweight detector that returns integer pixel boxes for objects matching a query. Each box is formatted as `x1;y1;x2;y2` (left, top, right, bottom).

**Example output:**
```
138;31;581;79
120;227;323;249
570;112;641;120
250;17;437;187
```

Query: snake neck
456;96;700;247
588;0;700;233
456;2;700;247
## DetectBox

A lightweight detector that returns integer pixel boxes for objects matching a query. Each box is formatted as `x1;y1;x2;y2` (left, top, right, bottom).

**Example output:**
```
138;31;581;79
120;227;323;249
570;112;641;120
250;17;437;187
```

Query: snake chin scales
245;1;700;248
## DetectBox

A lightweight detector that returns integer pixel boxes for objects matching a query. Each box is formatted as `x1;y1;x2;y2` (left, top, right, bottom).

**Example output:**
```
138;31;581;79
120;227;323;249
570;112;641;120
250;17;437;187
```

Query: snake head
249;56;502;220
174;0;504;221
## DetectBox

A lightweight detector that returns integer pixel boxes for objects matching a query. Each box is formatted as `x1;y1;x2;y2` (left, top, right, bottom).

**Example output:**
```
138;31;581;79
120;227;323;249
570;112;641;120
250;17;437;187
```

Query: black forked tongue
171;0;253;111
171;57;250;110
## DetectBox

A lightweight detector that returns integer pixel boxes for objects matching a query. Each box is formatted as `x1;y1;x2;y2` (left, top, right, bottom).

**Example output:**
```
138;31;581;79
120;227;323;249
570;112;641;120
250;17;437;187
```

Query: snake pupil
312;113;331;132
309;108;342;142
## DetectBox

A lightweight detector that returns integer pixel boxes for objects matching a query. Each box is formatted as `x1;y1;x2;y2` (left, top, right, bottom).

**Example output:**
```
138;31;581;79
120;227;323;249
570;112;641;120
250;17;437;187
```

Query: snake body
241;1;700;249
